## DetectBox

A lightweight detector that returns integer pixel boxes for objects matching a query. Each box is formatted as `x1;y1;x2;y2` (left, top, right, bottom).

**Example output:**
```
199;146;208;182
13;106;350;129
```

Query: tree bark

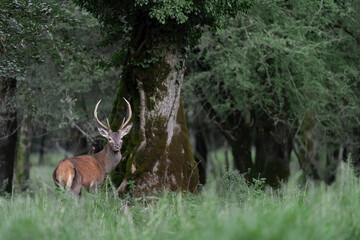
109;23;199;196
15;119;32;190
0;77;17;194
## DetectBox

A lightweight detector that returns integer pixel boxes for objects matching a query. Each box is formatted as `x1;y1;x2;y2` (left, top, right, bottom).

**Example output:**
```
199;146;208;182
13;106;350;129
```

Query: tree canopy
73;0;254;55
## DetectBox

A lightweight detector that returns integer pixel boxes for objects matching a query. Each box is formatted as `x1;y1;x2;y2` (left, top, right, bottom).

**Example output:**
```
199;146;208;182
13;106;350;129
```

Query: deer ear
120;123;133;137
98;128;108;138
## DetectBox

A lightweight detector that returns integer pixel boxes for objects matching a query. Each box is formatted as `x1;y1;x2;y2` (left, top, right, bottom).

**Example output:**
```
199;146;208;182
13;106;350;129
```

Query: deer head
94;98;133;152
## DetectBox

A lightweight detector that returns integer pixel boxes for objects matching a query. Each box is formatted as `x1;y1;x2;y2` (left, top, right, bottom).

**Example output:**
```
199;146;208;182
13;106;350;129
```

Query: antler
94;100;109;131
119;98;132;130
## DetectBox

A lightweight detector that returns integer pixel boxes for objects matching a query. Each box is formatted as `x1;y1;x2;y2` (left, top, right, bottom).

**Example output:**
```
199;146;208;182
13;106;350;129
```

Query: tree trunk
294;111;321;181
197;98;255;180
15;119;32;191
71;128;88;156
0;77;17;194
228;125;254;180
38;129;46;165
254;120;293;187
324;142;340;184
195;128;207;185
109;23;199;195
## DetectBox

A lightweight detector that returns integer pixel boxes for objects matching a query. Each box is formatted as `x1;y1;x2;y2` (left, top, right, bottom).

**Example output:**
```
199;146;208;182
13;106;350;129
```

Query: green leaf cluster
0;0;61;79
73;0;254;50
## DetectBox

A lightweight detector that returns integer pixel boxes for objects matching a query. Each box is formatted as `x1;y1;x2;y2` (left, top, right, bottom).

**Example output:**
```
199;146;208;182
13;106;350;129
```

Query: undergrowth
0;162;360;240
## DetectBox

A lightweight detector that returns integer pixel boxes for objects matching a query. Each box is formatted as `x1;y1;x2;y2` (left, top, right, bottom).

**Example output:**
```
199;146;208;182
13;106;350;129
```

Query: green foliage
1;0;121;138
124;180;136;202
1;162;360;239
0;0;122;140
0;0;62;80
73;0;254;53
0;179;9;196
184;0;360;147
214;169;250;202
137;0;193;24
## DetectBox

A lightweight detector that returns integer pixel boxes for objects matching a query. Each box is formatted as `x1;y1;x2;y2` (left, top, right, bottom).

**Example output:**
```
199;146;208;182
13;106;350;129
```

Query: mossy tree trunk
0;77;17;194
109;20;199;196
186;109;207;185
15;119;32;191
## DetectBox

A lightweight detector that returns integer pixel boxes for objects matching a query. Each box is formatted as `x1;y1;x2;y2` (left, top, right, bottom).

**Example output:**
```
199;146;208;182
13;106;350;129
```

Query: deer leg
69;175;82;197
70;188;81;197
89;181;99;194
117;179;128;195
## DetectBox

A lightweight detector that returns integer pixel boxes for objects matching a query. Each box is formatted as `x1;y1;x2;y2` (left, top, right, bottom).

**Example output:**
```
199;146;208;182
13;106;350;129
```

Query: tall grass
1;162;360;240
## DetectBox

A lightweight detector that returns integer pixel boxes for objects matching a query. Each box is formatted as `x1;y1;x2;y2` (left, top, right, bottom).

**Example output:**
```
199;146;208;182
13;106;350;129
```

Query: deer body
53;99;132;196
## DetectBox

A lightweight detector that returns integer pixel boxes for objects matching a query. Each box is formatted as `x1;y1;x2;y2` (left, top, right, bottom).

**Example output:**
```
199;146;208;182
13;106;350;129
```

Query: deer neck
94;144;122;174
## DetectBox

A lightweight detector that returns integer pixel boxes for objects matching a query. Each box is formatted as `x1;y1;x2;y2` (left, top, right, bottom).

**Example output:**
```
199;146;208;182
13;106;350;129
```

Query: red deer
52;98;132;196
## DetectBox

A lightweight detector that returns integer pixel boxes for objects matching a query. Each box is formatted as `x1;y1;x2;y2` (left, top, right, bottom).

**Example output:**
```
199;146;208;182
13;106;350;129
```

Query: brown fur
53;154;107;195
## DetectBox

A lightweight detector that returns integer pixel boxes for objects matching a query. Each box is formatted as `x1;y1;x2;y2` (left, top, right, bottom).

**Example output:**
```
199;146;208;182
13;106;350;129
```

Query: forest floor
0;154;359;240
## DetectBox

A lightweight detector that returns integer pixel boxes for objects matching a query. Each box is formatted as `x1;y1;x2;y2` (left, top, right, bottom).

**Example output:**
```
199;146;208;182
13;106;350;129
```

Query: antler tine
94;100;109;130
106;118;111;131
119;98;132;130
120;117;125;128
